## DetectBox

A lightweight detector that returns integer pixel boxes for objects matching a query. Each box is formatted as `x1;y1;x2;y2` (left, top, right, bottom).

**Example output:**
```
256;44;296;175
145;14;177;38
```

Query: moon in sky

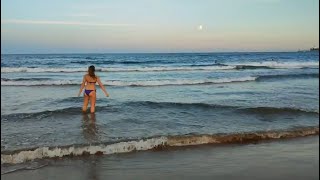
198;25;203;30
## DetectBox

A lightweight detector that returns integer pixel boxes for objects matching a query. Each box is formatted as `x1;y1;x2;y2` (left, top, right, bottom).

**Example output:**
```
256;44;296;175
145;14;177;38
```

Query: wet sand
2;136;319;180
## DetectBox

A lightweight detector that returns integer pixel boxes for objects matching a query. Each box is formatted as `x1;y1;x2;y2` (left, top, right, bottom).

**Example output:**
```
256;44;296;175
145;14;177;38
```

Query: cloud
1;19;134;27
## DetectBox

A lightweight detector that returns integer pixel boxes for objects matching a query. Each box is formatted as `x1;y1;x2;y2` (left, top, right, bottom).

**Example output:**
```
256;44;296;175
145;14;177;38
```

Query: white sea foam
1;66;235;73
109;66;236;72
232;61;319;69
1;77;257;86
1;67;87;73
106;77;257;86
1;80;78;86
1;137;168;164
2;127;318;164
2;61;318;73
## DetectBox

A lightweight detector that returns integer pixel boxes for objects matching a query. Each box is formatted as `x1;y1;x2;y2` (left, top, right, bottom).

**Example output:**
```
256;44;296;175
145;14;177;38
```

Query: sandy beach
2;136;318;180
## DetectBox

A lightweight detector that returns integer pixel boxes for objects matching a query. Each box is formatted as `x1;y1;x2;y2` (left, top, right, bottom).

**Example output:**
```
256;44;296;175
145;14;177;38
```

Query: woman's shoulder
84;74;98;80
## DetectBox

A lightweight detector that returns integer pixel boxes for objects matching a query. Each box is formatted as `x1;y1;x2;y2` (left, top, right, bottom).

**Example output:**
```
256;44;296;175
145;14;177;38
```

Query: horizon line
1;50;310;55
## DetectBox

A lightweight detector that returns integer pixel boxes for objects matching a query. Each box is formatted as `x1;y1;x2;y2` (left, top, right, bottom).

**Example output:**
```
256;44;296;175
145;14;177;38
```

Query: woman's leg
89;92;96;113
82;95;89;112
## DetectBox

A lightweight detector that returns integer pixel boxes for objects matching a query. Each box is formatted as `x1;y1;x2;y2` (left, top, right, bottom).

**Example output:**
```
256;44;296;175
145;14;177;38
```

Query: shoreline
2;136;319;180
1;126;318;164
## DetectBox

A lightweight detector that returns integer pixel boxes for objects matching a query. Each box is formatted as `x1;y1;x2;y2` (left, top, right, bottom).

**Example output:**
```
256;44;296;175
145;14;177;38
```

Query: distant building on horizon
310;47;319;51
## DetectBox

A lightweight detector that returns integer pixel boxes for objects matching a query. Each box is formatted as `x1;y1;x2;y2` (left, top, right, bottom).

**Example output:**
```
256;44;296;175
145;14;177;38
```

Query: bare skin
78;74;109;113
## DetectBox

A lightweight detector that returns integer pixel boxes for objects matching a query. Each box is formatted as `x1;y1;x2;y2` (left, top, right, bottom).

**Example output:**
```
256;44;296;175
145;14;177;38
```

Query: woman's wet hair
88;65;96;79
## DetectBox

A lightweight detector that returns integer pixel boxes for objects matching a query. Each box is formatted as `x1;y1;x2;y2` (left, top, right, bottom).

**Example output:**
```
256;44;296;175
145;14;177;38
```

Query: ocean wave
240;106;319;114
1;72;318;86
1;77;257;86
1;67;87;73
1;61;318;73
1;106;117;121
70;60;174;65
235;65;273;70
126;101;319;114
1;78;52;81
2;102;317;121
232;61;319;69
0;66;236;73
1;126;318;164
2;72;318;86
1;80;78;86
256;73;319;80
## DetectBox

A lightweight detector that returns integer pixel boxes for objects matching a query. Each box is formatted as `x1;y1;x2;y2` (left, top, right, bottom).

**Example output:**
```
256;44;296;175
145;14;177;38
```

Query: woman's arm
78;76;86;96
97;76;109;97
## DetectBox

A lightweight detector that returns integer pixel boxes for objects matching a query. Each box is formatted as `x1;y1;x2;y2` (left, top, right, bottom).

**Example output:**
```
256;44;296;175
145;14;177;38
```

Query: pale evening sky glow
1;0;319;54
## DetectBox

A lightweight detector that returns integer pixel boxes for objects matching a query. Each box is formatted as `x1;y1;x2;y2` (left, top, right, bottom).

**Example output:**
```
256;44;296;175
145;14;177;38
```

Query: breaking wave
2;71;319;86
232;61;319;69
0;66;235;73
1;61;318;73
1;77;257;86
1;126;318;164
2;102;318;122
124;101;319;114
256;73;319;80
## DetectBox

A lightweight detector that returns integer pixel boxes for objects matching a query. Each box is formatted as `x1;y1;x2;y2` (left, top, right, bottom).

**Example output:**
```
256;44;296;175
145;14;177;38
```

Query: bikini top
87;75;97;84
88;81;97;83
87;79;97;84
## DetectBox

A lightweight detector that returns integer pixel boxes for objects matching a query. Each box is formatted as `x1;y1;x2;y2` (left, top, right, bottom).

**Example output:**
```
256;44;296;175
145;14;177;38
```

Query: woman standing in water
78;65;109;113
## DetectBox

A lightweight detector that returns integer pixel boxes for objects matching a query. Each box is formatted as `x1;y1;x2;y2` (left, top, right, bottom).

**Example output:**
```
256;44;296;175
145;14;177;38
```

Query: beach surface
2;136;318;180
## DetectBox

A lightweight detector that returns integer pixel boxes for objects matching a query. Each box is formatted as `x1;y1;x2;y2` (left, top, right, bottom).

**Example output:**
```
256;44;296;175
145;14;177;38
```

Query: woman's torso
85;74;97;90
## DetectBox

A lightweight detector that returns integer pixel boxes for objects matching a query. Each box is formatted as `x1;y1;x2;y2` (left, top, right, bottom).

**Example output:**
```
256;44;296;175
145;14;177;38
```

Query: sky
1;0;319;54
